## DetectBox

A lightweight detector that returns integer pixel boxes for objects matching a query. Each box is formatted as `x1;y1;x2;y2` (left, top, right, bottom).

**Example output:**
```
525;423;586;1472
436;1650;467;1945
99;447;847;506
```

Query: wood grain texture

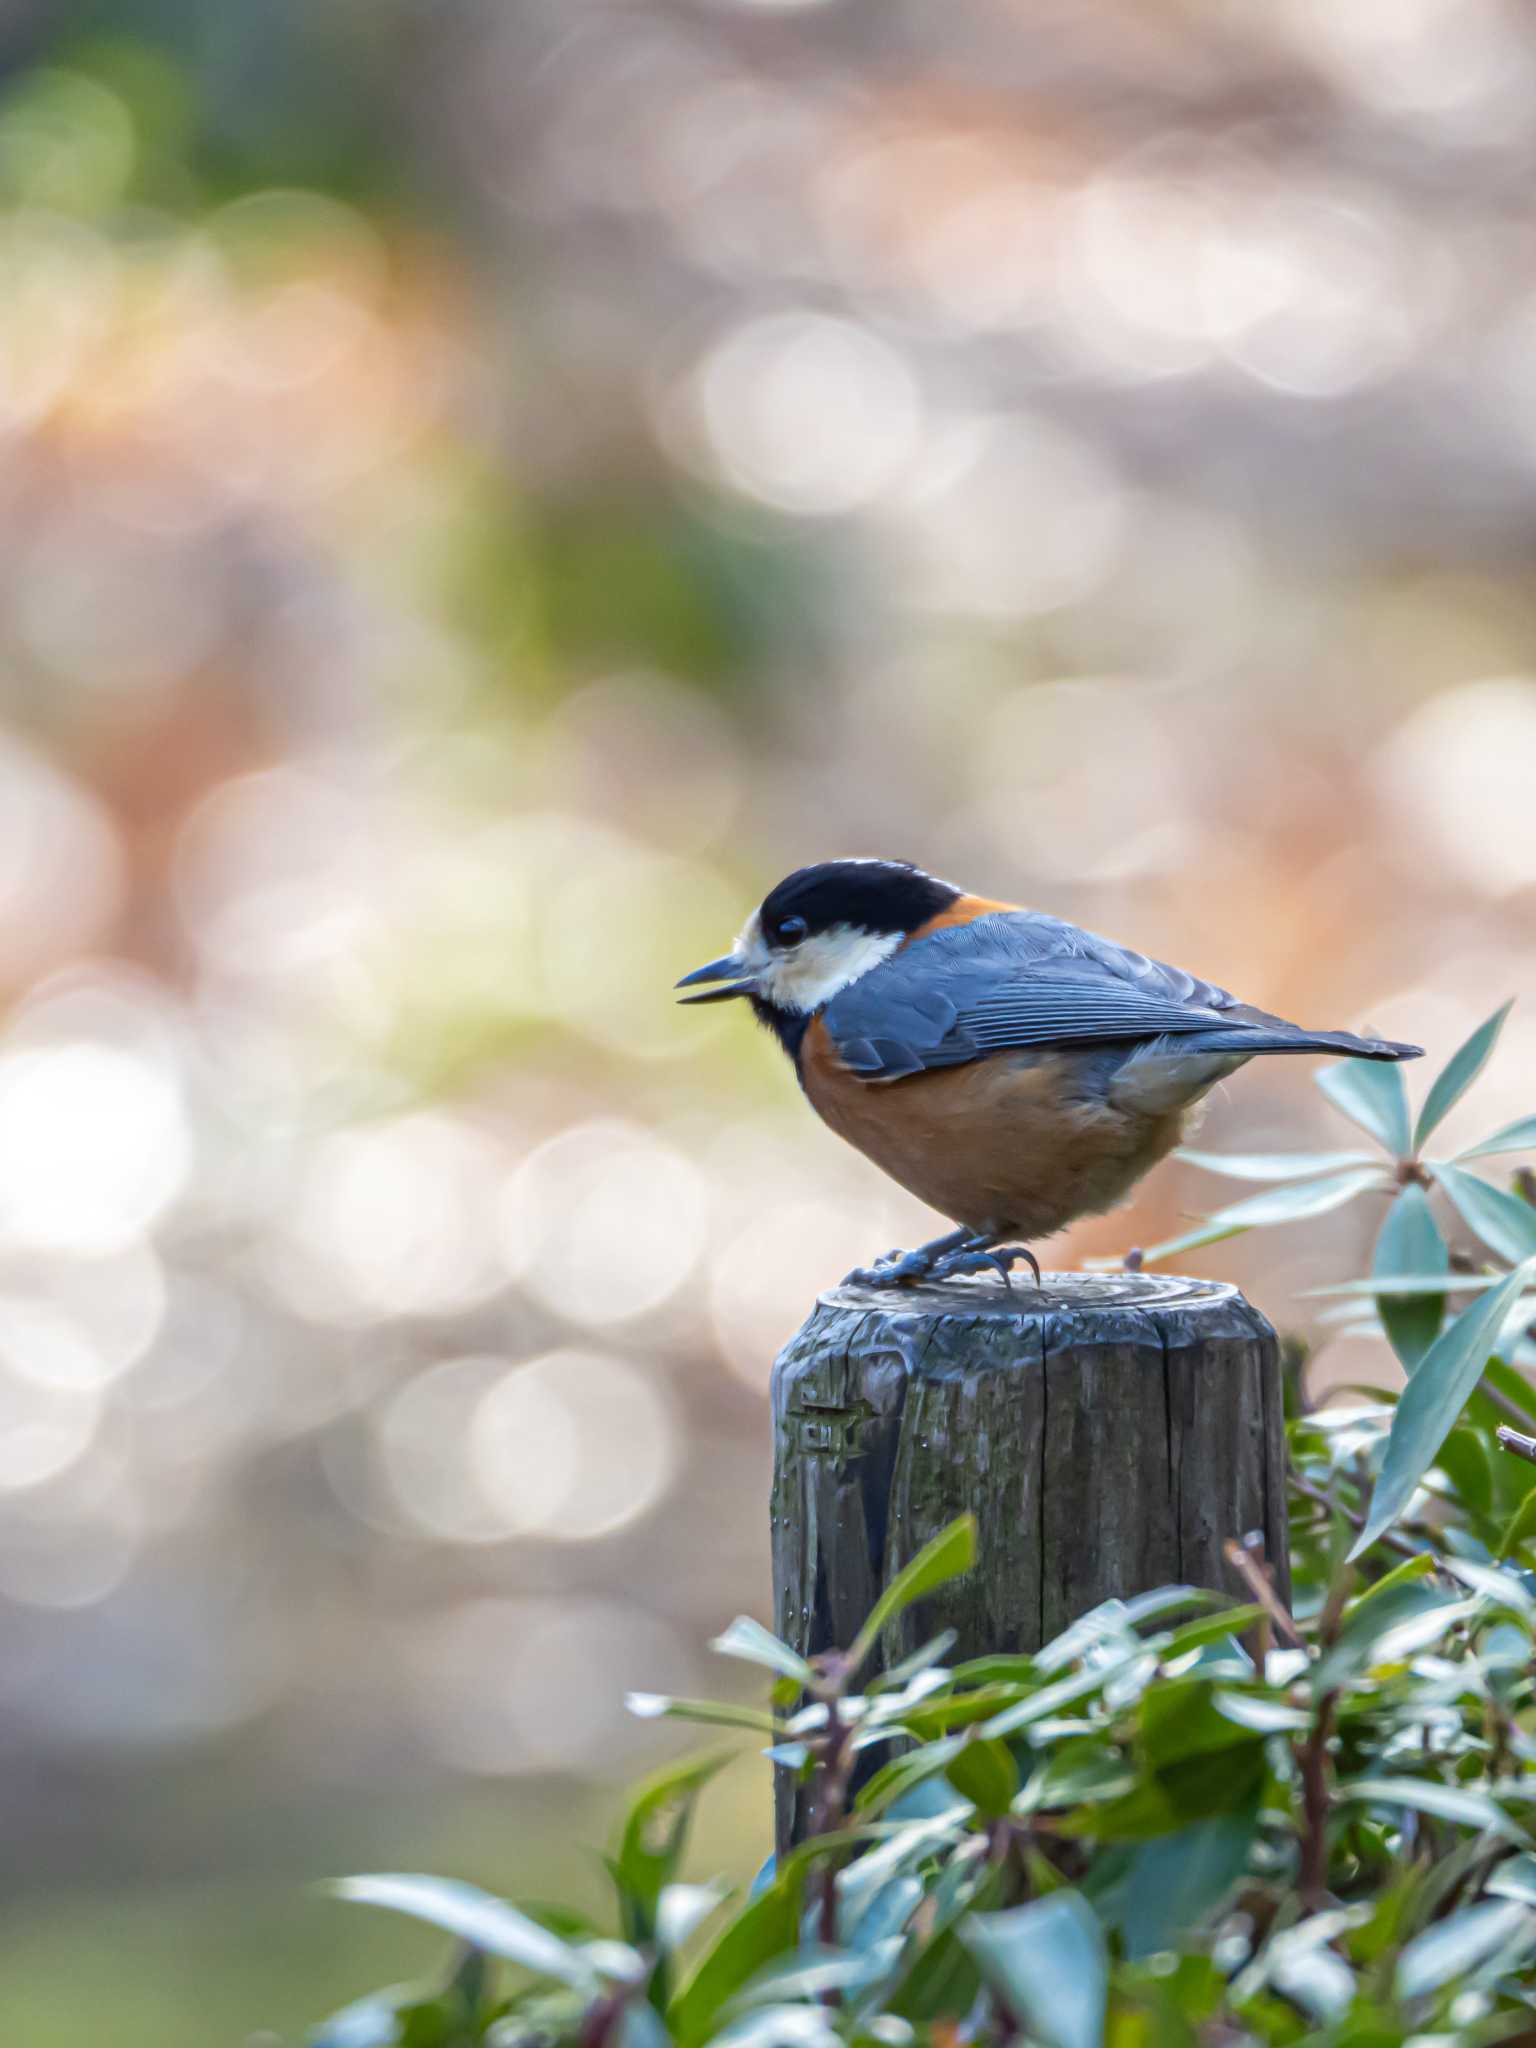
769;1271;1287;1852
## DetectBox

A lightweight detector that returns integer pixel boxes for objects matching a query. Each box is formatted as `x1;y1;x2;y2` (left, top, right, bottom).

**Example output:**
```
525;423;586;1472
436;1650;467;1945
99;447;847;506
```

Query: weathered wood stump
770;1271;1287;1850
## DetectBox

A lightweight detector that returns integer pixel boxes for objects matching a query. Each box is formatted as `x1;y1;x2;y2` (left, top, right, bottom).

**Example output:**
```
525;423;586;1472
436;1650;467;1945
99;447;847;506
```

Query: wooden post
769;1271;1288;1852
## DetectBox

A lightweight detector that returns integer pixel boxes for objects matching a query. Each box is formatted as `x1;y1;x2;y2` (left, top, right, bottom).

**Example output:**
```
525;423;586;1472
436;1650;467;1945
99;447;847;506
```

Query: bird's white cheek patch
760;927;904;1013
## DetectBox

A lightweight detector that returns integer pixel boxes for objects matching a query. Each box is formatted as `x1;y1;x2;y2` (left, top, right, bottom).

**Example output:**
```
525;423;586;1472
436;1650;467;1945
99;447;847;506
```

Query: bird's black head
756;859;961;949
675;859;961;1059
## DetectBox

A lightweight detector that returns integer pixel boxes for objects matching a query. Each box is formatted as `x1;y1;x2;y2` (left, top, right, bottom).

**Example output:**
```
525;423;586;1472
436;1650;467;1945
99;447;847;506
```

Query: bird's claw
843;1240;1042;1290
927;1243;1041;1288
842;1247;935;1288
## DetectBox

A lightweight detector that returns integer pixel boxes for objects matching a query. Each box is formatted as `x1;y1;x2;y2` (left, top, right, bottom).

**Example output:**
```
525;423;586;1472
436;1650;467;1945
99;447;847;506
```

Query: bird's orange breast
800;1019;1187;1240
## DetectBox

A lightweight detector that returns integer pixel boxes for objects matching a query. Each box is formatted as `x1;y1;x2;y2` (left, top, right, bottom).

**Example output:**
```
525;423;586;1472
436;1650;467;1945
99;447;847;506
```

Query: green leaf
1439;1554;1536;1616
1264;1945;1356;2024
707;2006;840;2048
1415;1001;1514;1153
886;1863;1003;2021
983;1646;1148;1739
1349;1259;1536;1560
1335;1777;1523;1841
1120;1221;1245;1265
1142;1677;1269;1770
1432;1161;1536;1264
846;1873;923;1951
1340;1547;1436;1613
513;1902;606;1943
1061;1744;1267;1844
885;1931;981;2026
1176;1148;1377;1182
1496;1484;1536;1561
1373;1183;1447;1372
394;1992;472;2048
854;1737;967;1818
1457;1114;1536;1163
330;1877;603;1991
1482;1353;1536;1420
311;1989;409;2048
1135;1168;1390;1267
868;1631;959;1691
1396;1898;1535;2000
1486;1851;1536;1904
655;1884;728;1955
616;2005;671;2048
614;1753;730;1946
1307;1273;1504;1296
708;1619;813;1685
1120;1586;1234;1631
1114;1811;1258;1961
1216;1173;1394;1228
848;1514;976;1674
440;1943;490;2030
896;1688;1018;1741
1156;1605;1266;1664
1210;1691;1312;1734
668;1870;804;2047
944;1736;1019;1817
1034;1588;1216;1674
726;1940;904;2011
960;1892;1107;2048
1317;1058;1412;1158
1015;1744;1137;1817
1432;1426;1492;1517
1315;1578;1464;1691
625;1694;779;1736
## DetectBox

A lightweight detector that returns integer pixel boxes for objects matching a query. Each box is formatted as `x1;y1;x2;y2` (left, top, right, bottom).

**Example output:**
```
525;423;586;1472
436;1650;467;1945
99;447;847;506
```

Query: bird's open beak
675;953;757;1004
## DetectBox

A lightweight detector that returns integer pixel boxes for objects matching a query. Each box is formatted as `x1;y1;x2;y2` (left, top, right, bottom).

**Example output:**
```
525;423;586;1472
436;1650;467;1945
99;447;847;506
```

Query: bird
676;857;1422;1288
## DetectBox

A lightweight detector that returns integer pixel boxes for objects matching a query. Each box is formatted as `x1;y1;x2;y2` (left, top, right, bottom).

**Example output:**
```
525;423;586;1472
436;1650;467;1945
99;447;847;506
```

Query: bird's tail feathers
1187;1026;1422;1063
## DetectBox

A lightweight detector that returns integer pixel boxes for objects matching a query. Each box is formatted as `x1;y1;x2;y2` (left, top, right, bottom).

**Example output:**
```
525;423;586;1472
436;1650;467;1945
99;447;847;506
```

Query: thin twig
1223;1536;1304;1648
1288;1472;1423;1561
1296;1690;1338;1909
578;1987;633;2048
1480;1377;1536;1430
809;1686;852;1987
1496;1424;1536;1467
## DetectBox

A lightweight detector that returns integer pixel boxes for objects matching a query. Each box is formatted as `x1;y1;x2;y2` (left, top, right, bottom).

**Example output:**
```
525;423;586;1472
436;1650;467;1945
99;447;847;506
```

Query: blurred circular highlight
501;1120;708;1324
283;1112;508;1324
1372;677;1536;896
0;1041;192;1255
670;309;922;516
379;1347;677;1544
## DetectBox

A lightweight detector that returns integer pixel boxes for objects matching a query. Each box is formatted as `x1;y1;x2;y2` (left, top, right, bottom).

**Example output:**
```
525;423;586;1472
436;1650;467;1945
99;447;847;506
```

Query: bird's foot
842;1225;975;1289
842;1245;944;1288
843;1230;1041;1290
927;1242;1042;1289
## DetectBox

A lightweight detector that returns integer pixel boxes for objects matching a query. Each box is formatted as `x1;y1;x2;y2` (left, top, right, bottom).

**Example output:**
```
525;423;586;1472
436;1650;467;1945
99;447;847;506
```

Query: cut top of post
818;1270;1246;1320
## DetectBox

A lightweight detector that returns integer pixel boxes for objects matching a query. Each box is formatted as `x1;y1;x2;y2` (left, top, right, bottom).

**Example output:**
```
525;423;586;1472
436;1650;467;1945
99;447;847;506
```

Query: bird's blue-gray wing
821;912;1238;1080
820;910;1412;1083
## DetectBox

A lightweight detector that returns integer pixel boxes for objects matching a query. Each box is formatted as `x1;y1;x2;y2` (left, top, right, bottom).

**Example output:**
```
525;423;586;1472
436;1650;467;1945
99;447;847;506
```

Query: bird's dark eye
775;915;808;946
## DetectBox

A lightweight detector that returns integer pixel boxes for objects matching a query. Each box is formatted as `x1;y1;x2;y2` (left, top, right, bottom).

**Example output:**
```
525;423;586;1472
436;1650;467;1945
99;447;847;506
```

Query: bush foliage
313;1008;1536;2048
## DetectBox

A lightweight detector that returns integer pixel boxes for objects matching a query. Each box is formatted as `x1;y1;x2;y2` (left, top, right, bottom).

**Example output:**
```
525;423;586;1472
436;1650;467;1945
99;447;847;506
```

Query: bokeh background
2;1;1535;2040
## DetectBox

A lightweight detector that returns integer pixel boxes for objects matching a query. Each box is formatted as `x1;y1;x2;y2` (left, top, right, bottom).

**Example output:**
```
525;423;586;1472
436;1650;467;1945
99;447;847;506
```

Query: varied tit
677;858;1421;1288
